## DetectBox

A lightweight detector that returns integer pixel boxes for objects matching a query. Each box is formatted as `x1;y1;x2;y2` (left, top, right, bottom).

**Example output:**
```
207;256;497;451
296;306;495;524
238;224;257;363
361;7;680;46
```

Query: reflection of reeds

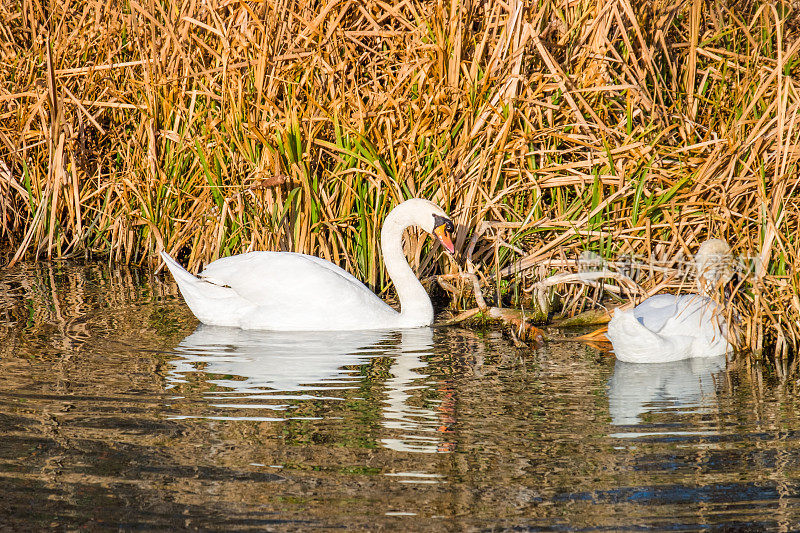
0;262;184;359
1;1;798;356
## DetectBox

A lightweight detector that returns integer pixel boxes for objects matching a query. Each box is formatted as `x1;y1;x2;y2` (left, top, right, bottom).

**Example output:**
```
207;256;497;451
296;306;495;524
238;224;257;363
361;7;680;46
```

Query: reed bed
1;0;799;359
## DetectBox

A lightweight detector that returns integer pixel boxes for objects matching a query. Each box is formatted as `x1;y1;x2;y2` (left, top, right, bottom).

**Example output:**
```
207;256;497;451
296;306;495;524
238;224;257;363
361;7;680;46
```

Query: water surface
1;262;799;530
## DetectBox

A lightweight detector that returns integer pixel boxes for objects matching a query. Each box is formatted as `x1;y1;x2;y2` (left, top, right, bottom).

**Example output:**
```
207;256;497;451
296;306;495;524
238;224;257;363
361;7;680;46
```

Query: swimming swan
606;239;735;363
160;198;455;330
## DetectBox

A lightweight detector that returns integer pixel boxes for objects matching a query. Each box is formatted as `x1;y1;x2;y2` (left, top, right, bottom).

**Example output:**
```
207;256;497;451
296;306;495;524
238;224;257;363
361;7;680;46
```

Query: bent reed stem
1;0;799;359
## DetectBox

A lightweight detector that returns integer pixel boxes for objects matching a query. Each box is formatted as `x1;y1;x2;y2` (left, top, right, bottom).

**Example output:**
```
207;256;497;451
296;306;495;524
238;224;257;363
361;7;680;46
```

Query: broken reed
1;0;799;359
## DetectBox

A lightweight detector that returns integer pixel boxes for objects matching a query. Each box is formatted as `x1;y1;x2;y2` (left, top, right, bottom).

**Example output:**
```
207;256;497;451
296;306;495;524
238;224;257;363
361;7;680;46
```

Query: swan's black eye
433;214;453;234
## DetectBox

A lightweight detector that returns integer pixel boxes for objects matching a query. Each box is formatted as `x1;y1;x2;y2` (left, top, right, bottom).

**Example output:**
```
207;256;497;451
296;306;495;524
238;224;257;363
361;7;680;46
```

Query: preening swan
606;239;735;363
160;198;455;330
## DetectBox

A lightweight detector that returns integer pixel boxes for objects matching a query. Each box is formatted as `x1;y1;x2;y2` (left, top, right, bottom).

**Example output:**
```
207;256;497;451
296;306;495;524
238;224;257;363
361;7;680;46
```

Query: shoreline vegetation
1;0;799;359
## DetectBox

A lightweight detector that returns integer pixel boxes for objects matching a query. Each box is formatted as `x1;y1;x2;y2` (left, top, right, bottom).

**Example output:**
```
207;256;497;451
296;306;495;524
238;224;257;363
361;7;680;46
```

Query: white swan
606;239;735;363
160;198;455;330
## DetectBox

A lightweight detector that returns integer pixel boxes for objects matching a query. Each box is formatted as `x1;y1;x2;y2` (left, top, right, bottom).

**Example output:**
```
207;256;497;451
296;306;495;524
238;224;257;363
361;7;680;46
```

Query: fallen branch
435;271;544;347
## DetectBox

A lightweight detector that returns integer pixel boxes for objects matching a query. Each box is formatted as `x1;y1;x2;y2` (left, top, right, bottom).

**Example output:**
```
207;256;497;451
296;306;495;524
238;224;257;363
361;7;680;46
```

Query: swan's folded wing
608;309;694;363
198;251;392;316
632;294;680;332
657;294;717;337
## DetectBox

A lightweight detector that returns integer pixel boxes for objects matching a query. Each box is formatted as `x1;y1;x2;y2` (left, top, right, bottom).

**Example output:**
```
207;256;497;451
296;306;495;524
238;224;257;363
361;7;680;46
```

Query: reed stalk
1;0;798;358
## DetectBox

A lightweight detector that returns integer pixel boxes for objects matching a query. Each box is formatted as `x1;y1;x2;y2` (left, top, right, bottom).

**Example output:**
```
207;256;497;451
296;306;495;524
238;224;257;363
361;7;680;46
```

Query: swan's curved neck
381;210;433;327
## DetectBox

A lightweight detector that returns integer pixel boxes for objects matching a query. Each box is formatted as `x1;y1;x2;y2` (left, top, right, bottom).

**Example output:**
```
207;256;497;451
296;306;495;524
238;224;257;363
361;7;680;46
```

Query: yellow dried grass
1;0;799;359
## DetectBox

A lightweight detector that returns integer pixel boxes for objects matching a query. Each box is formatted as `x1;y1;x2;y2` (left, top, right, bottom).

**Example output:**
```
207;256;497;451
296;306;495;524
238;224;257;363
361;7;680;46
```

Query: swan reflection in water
167;326;453;452
167;326;389;396
607;355;726;432
380;328;455;454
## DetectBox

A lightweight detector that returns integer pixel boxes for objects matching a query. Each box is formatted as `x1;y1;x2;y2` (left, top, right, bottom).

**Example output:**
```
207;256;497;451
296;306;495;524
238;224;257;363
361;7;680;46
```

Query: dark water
1;263;800;531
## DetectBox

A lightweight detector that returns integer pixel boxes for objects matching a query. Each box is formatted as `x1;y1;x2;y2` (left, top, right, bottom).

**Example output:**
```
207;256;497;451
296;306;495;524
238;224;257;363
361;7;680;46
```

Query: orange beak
434;224;456;254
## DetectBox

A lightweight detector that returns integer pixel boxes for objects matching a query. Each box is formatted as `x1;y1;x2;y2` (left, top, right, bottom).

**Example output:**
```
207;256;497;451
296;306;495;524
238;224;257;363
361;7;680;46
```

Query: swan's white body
606;239;734;363
161;198;454;331
607;293;730;363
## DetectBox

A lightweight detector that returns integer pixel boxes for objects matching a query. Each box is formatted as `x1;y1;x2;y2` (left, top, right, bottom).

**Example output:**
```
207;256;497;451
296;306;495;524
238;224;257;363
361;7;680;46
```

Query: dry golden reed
1;0;799;359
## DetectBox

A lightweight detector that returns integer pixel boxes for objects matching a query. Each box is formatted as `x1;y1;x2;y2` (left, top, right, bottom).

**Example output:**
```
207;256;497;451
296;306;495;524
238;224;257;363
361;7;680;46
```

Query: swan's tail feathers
161;251;231;297
606;310;666;363
160;252;242;326
160;252;200;288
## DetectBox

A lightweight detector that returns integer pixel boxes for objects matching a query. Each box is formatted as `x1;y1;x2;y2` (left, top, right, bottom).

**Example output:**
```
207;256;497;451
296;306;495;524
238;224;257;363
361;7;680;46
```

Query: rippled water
1;262;800;530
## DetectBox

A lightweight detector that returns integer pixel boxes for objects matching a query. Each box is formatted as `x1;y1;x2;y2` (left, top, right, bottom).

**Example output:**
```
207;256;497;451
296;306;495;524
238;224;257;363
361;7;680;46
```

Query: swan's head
694;238;734;295
430;213;456;254
388;198;456;254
